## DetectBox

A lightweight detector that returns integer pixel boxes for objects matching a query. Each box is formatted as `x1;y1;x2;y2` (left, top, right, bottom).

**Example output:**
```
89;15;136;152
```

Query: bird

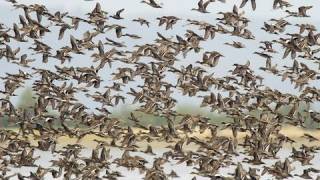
11;54;35;67
192;0;215;13
224;41;245;48
156;16;180;30
133;18;150;27
141;0;162;8
110;8;125;20
57;23;72;40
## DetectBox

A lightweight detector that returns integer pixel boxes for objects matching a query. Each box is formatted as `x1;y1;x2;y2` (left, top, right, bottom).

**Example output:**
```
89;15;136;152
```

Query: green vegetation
110;103;232;127
17;87;37;110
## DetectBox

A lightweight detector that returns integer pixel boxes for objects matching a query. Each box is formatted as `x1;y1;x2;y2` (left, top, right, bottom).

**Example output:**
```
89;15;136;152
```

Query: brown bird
273;0;292;9
192;0;215;13
132;18;150;27
302;133;319;142
12;54;35;67
197;51;224;67
156;16;180;30
141;0;162;8
57;23;72;40
225;41;245;48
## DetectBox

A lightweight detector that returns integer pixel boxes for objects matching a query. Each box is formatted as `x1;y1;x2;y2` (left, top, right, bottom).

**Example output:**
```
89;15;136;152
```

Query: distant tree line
0;88;318;129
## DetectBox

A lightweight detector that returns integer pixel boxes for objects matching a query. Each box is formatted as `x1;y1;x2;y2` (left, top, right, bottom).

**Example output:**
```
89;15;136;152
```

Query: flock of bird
0;0;320;179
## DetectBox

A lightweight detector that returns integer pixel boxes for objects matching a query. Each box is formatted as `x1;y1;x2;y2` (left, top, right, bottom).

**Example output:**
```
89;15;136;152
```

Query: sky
0;0;319;112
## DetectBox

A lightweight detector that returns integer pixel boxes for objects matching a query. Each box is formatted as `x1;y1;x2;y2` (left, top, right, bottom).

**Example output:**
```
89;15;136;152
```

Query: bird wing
58;25;67;40
116;8;125;17
251;0;256;10
240;0;248;8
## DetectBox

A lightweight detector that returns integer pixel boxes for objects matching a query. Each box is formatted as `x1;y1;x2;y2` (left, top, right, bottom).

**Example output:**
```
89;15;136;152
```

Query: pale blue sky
0;0;319;111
